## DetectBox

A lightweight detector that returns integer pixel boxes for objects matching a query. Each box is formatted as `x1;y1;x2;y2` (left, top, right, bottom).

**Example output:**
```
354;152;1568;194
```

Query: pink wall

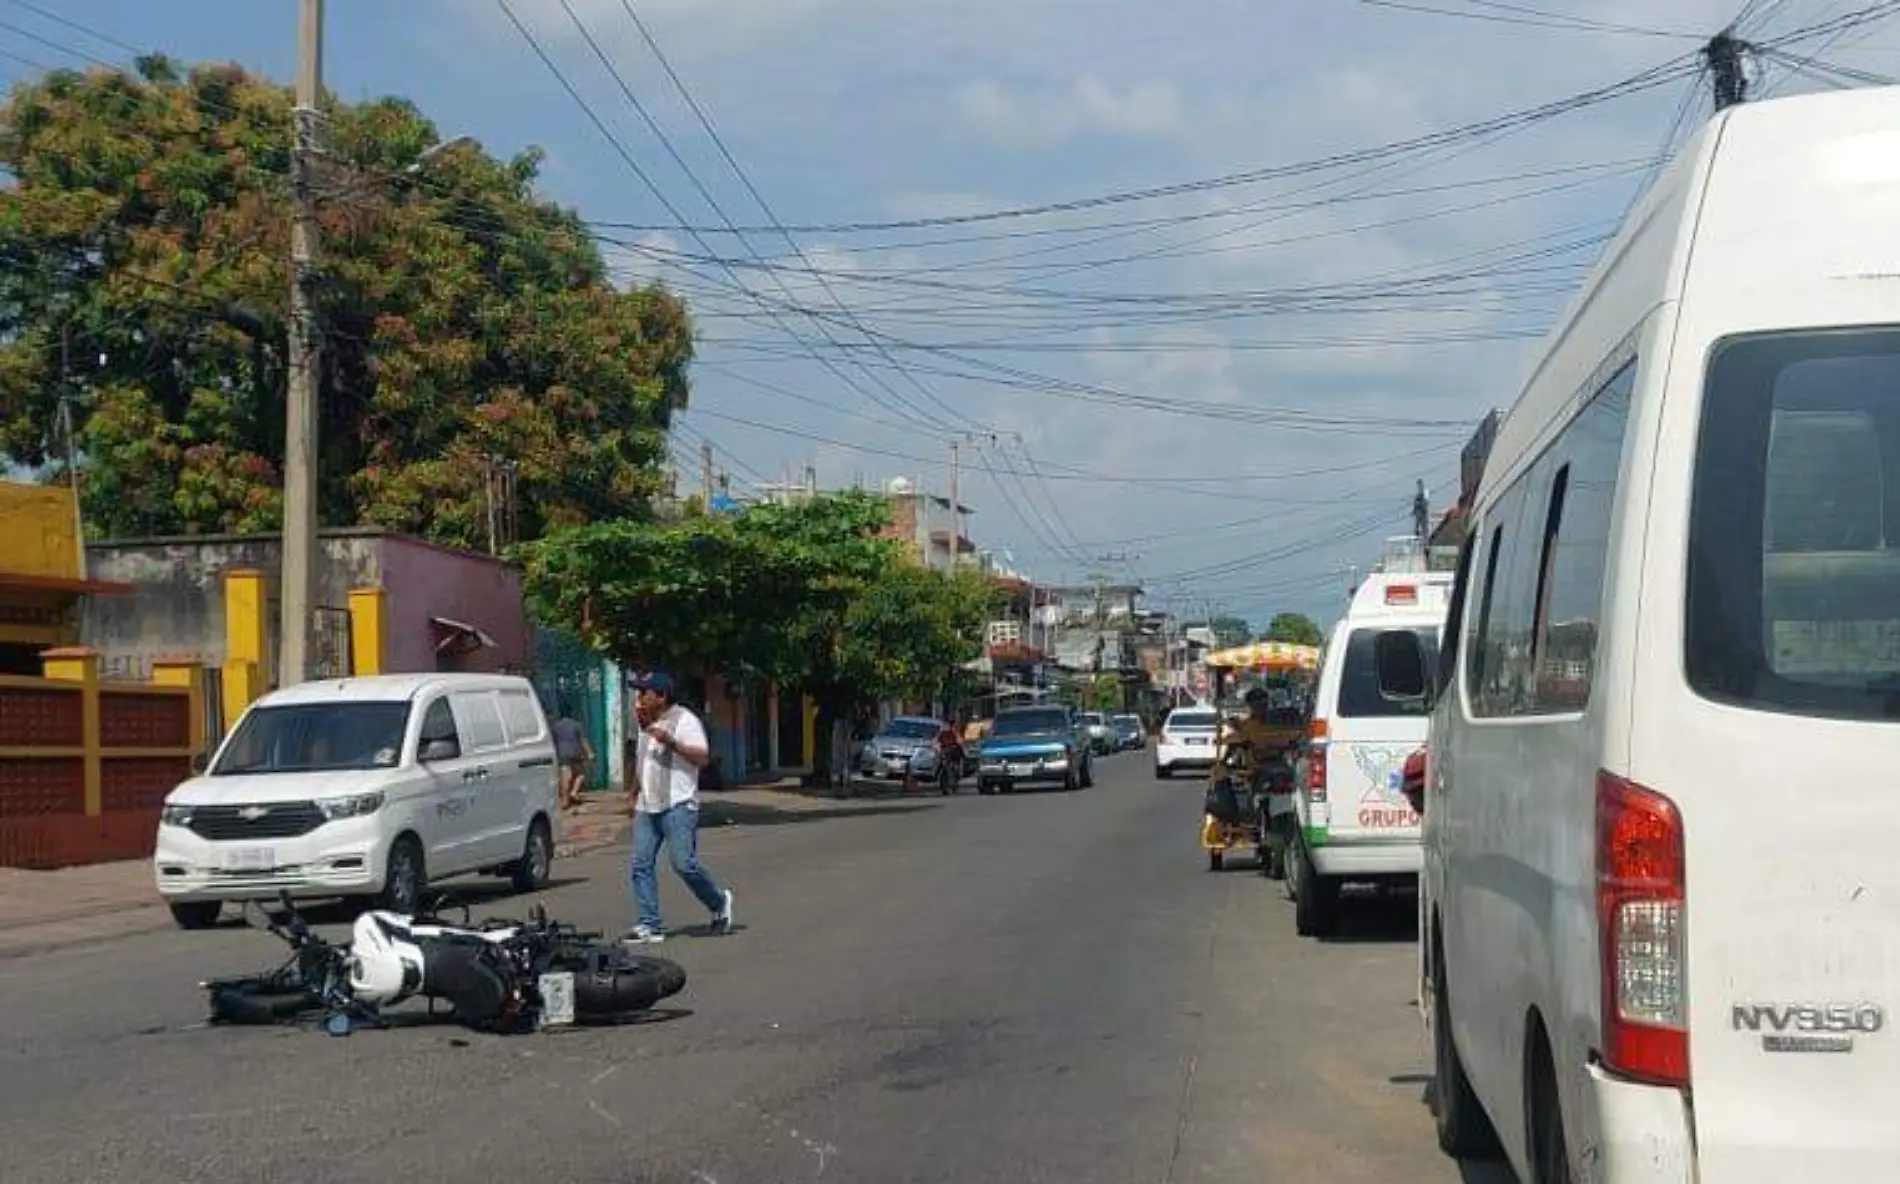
378;537;530;674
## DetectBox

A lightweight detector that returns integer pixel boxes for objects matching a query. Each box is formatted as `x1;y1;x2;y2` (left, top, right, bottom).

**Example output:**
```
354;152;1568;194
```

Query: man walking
624;670;735;944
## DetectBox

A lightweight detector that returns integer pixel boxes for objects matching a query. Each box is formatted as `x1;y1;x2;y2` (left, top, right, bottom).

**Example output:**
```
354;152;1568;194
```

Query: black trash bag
1204;777;1243;824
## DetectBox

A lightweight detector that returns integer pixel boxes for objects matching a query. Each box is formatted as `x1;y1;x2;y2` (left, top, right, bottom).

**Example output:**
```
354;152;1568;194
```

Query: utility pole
699;440;714;506
484;455;500;555
58;323;86;578
947;438;962;568
279;0;325;687
1706;30;1750;111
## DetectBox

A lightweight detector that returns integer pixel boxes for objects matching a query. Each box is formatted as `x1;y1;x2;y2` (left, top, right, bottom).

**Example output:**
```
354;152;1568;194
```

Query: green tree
1261;611;1324;647
1193;615;1251;648
517;492;998;784
0;57;691;545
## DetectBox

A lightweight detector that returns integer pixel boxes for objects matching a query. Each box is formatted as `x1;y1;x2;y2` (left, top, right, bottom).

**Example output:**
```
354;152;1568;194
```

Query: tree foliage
1261;611;1324;647
1201;614;1252;648
517;491;999;710
0;57;691;544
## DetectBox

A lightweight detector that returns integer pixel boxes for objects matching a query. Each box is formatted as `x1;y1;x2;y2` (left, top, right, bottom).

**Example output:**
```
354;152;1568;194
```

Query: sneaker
712;889;735;935
622;925;666;945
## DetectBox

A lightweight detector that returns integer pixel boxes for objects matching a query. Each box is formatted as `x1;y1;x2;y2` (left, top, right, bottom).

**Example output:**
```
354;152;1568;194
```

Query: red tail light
1596;771;1688;1087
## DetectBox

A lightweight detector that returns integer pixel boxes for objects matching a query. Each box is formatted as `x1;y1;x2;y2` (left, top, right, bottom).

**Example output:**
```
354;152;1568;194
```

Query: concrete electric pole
700;440;715;506
279;0;325;686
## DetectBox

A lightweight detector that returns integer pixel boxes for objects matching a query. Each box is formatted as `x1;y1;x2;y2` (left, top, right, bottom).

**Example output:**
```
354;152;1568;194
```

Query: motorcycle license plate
219;846;275;872
538;971;577;1028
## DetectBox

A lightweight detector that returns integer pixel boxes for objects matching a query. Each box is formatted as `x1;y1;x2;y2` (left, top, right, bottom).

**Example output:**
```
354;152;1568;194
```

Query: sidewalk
0;778;889;957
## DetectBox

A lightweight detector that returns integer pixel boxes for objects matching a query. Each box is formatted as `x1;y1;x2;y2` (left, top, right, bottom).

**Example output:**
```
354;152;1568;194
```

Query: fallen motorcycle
202;891;686;1035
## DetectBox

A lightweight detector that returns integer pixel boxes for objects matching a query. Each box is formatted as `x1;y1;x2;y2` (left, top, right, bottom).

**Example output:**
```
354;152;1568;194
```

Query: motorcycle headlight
160;803;194;827
317;792;385;820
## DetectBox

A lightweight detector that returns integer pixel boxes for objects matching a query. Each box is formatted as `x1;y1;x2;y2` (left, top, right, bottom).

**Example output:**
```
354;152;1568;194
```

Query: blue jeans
630;804;725;931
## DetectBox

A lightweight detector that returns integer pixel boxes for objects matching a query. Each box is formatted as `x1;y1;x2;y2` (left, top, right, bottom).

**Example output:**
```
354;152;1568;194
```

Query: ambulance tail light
1596;771;1688;1089
1304;720;1328;803
1385;582;1419;606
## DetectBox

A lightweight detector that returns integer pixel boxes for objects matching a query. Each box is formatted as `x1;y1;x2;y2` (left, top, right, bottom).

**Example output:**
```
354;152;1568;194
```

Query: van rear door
1646;326;1900;1180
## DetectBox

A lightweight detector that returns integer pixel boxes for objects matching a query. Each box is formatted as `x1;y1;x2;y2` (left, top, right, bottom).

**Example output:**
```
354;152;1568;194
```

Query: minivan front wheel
379;836;426;915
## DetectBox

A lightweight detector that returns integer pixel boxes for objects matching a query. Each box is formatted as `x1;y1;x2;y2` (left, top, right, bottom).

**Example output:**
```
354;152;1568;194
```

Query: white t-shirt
635;705;709;813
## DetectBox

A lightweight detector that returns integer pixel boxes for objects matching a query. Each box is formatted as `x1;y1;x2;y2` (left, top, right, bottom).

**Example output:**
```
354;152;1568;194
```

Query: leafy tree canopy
1260;611;1324;647
517;491;998;709
1193;615;1251;648
0;56;691;545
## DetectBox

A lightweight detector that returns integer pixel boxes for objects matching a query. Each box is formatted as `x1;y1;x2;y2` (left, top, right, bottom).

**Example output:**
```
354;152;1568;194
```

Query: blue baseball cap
632;669;675;697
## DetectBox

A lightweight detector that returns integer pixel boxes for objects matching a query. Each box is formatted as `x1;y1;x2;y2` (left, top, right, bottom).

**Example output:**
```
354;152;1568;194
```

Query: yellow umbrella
1203;641;1321;672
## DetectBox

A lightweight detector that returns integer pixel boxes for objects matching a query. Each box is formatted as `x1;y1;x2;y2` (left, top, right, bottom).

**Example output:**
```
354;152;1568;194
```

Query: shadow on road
1410;1073;1522;1183
701;800;942;828
1314;889;1419;945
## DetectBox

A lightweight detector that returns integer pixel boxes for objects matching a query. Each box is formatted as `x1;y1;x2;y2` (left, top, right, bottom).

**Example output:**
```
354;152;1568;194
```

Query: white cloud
954;76;1187;147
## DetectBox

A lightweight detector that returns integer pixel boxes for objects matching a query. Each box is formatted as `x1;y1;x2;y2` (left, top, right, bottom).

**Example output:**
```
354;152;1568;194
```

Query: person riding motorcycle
1216;687;1298;786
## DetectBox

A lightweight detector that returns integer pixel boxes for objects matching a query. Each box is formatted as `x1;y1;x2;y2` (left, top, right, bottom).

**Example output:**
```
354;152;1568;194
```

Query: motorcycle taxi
1200;688;1304;873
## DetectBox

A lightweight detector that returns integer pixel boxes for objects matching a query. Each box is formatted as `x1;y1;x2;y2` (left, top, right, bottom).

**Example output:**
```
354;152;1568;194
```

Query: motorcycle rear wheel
544;949;687;1022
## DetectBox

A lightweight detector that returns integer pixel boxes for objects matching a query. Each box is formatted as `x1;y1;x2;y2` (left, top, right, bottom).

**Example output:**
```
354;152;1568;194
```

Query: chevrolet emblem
236;806;270;822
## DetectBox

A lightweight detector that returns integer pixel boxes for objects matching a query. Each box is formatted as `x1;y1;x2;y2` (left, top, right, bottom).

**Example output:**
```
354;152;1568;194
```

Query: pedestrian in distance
551;698;593;812
623;670;735;944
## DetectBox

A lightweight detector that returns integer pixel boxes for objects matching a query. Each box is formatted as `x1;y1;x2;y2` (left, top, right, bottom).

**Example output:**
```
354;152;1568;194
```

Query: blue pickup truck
974;705;1094;795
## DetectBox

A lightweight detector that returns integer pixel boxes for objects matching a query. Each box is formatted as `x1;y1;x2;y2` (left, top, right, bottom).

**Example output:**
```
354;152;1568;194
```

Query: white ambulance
1288;541;1452;938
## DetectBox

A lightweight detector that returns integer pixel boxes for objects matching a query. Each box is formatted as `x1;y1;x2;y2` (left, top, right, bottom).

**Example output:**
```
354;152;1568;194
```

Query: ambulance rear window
1338;627;1440;718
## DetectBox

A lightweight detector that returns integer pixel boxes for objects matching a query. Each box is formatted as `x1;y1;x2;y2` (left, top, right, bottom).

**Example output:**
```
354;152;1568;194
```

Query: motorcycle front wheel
205;971;323;1025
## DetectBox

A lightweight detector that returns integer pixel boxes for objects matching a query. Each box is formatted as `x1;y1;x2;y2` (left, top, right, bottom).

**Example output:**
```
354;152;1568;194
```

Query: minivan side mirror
190;750;210;775
419;737;460;763
1373;629;1432;706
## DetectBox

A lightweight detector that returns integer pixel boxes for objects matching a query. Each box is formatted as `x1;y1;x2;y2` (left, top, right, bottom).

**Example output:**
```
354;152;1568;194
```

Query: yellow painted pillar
42;646;102;816
222;568;268;728
803;695;818;768
347;587;387;676
150;657;204;756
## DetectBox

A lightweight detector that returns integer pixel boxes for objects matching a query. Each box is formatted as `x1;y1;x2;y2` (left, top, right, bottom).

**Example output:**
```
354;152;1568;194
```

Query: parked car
855;715;963;789
1375;88;1900;1184
1077;711;1114;754
1112;714;1145;750
154;673;559;929
974;705;1093;794
1154;707;1219;778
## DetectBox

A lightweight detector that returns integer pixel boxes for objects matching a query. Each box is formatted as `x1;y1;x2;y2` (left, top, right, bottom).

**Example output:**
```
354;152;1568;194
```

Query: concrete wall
378;536;529;674
84;533;380;681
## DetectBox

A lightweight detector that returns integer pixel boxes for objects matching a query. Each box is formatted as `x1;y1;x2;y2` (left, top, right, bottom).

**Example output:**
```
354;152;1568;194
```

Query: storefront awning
430;616;498;656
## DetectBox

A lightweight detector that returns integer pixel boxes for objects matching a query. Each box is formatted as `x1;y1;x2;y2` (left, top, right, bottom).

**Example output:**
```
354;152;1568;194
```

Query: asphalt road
0;752;1514;1184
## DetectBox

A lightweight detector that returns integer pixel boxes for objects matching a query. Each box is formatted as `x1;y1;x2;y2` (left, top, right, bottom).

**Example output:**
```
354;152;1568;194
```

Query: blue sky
7;0;1897;627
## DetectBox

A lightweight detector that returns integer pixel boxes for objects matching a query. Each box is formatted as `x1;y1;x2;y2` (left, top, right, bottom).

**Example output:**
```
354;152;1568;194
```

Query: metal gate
530;627;610;790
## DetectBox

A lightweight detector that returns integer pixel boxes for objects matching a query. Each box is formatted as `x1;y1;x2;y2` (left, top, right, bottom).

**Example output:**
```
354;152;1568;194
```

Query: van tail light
1596;771;1688;1088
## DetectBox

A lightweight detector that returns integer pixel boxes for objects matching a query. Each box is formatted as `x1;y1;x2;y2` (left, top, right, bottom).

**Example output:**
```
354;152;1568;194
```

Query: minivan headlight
160;804;194;827
318;792;385;820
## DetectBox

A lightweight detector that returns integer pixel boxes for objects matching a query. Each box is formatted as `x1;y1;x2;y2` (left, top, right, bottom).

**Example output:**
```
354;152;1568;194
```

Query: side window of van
418;698;459;759
1469;358;1635;717
497;689;545;744
450;691;509;754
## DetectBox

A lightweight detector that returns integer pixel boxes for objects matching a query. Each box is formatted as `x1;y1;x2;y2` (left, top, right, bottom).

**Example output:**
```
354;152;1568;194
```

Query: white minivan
1287;561;1450;937
155;673;559;929
1373;86;1900;1183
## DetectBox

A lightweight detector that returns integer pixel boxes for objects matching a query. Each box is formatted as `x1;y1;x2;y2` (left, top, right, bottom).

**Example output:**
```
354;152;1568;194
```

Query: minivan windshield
1166;711;1217;731
1688;328;1900;721
1338;627;1442;718
991;709;1069;736
214;702;409;774
879;718;940;740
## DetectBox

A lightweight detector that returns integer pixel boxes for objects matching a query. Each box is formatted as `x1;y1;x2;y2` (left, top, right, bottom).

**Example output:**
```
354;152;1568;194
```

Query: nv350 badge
1731;1001;1885;1053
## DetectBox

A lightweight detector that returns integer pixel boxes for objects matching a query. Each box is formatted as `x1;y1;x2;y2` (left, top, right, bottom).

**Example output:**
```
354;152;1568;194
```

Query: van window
1686;328;1900;720
497;689;544;744
214;702;408;774
1338;627;1441;717
451;690;509;753
1468;358;1634;716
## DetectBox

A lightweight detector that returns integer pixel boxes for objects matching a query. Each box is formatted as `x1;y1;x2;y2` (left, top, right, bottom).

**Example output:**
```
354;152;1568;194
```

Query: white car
1287;567;1451;937
1154;707;1219;777
155;673;559;929
1379;86;1900;1183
